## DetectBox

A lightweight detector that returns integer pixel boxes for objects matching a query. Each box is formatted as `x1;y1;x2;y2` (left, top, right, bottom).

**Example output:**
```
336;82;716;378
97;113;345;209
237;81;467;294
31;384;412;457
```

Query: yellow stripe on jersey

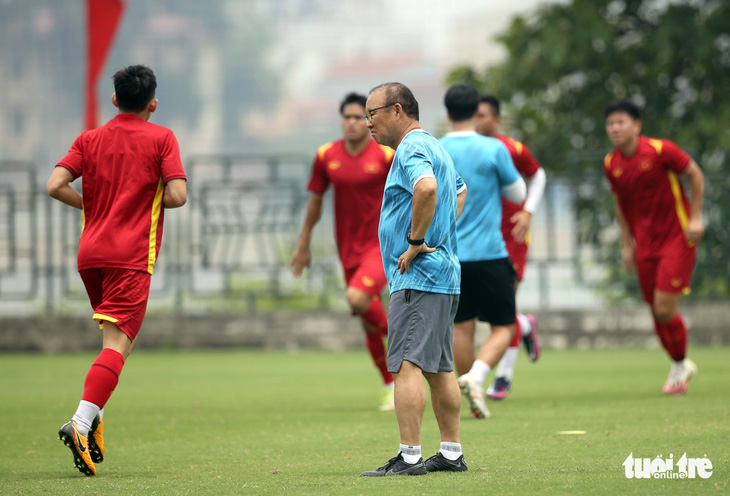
513;140;523;156
667;170;692;247
648;138;663;155
317;143;334;161
147;179;164;274
604;152;613;169
379;144;395;162
81;199;86;232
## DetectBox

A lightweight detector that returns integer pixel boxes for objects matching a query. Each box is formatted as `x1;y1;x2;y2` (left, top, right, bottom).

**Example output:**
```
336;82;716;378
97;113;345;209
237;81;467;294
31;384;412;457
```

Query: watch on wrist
407;232;425;246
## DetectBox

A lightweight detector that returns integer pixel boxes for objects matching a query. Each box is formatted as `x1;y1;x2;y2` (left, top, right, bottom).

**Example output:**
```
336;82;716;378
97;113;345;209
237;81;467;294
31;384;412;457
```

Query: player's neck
392;122;421;149
117;109;151;122
451;120;475;133
343;136;370;156
619;136;640;157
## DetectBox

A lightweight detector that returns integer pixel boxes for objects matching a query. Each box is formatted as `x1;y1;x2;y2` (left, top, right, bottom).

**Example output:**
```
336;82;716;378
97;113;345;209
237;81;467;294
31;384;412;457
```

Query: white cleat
662;358;697;395
457;374;490;419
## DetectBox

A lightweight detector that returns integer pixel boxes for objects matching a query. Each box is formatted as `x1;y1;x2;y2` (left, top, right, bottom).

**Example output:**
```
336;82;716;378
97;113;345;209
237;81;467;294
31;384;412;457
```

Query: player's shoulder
604;149;616;169
315;140;340;161
497;134;527;155
639;135;666;155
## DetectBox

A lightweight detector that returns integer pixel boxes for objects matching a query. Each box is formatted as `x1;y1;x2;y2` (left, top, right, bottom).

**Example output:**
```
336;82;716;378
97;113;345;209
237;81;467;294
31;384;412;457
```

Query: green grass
1;348;728;495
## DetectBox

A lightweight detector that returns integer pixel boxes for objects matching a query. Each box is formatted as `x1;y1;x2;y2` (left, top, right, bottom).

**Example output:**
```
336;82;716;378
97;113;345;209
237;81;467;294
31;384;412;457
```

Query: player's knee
346;287;371;314
652;304;677;323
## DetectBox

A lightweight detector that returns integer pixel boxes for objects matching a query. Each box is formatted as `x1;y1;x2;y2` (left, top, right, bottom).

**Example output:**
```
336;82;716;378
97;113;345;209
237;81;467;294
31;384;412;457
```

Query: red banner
85;0;125;130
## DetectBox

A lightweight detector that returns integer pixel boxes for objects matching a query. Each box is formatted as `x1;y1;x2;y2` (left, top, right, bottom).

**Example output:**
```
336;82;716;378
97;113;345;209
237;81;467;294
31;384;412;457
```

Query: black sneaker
360;453;427;476
424;452;468;472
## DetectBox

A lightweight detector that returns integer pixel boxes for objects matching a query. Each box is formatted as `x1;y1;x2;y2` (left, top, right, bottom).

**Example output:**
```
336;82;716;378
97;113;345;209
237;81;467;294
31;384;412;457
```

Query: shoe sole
458;380;490;419
487;391;509;400
58;428;95;476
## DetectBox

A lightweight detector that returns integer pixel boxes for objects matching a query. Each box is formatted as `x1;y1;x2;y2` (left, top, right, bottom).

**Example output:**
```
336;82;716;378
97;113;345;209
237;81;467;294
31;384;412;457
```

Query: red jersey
604;135;692;259
498;135;541;232
57;114;186;274
307;139;394;269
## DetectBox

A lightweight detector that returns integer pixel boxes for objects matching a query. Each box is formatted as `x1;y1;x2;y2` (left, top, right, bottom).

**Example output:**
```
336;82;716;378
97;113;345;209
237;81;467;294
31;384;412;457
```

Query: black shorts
454;258;516;325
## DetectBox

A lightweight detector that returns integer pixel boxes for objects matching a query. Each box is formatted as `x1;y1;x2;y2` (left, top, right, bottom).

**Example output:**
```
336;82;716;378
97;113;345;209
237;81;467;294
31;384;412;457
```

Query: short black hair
339;93;367;114
604;100;641;120
369;82;419;120
479;94;501;116
444;84;479;121
113;65;157;112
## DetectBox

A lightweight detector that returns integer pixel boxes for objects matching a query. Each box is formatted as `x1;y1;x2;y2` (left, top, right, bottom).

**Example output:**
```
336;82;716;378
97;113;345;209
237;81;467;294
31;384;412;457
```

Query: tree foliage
447;0;730;300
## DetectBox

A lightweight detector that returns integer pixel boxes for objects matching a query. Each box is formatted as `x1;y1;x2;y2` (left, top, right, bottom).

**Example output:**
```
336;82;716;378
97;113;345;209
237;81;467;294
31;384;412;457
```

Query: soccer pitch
1;347;727;495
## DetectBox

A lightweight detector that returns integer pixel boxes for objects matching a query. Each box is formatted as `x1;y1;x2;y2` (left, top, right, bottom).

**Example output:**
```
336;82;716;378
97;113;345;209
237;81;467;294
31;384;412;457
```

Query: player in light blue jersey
360;82;469;477
440;84;526;419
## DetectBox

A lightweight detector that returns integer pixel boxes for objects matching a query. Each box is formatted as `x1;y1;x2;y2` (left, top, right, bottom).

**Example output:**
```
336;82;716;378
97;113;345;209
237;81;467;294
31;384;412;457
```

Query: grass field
1;347;728;495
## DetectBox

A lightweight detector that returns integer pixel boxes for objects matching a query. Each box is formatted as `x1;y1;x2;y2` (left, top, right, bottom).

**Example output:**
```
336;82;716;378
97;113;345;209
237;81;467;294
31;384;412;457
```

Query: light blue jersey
379;129;465;295
440;131;520;262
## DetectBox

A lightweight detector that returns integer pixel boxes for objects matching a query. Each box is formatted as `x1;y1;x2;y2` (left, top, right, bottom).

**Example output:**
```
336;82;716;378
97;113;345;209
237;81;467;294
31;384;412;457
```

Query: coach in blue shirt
440;84;526;421
359;82;469;477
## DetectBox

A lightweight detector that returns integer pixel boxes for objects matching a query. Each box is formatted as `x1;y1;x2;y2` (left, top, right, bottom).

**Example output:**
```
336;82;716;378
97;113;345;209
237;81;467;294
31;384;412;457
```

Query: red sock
361;297;388;334
509;314;522;348
365;331;393;385
81;348;125;409
664;314;688;362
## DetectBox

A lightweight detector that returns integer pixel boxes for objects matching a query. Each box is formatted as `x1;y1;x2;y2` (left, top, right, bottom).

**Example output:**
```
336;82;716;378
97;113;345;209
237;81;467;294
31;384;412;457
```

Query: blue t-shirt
378;129;465;295
440;131;520;262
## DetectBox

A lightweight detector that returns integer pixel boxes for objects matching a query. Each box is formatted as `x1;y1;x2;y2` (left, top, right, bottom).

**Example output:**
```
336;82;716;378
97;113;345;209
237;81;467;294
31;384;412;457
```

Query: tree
447;0;730;300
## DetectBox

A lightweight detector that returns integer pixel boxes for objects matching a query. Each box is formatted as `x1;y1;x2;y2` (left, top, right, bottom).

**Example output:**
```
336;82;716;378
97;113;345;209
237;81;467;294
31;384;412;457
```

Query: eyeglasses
364;103;396;122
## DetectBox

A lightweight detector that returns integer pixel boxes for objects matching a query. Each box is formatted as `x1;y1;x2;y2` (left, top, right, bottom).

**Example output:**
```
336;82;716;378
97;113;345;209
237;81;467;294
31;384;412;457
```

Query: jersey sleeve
160;131;186;183
515;143;541;177
306;147;330;194
455;172;466;194
400;143;435;193
660;139;691;173
495;143;521;187
57;135;84;179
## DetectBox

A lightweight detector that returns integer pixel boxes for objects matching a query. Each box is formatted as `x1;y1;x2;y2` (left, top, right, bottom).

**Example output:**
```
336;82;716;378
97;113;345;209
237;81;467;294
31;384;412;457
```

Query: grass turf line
0;348;728;495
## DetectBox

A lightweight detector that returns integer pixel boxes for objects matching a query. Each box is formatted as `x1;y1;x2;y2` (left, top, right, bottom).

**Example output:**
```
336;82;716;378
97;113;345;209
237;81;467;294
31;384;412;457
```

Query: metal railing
1;157;726;316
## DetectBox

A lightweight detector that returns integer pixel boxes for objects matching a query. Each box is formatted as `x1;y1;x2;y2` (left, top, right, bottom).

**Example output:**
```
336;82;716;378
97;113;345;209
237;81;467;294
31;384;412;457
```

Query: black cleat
424;452;468;472
360;453;427;476
58;421;96;476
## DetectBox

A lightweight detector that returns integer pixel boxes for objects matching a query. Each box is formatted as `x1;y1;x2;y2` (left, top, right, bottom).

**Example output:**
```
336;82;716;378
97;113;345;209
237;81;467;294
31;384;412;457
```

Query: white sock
384;382;394;389
467;360;491;387
439;442;462;461
399;444;422;464
517;313;532;336
71;400;100;437
496;347;519;380
99;407;104;420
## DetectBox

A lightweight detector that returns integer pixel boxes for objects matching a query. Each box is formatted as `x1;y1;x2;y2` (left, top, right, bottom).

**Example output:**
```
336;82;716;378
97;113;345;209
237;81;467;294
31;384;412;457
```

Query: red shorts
343;252;387;297
635;251;696;304
79;268;152;341
503;229;530;281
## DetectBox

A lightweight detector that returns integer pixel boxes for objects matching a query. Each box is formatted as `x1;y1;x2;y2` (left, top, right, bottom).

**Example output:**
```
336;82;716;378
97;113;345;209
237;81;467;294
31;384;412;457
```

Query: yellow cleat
379;386;395;411
58;421;96;476
88;415;105;463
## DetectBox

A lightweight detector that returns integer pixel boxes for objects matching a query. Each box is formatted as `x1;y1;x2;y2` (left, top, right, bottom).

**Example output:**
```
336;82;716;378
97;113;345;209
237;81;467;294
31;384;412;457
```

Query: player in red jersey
604;100;704;395
288;93;396;410
475;95;546;400
47;65;187;476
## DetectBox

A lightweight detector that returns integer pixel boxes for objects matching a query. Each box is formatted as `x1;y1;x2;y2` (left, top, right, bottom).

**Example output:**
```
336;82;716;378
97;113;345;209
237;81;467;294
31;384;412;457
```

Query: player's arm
456;185;467;220
682;159;705;242
502;177;527;204
163;179;187;208
511;167;546;243
46;166;82;210
288;192;324;277
398;177;437;274
613;194;635;273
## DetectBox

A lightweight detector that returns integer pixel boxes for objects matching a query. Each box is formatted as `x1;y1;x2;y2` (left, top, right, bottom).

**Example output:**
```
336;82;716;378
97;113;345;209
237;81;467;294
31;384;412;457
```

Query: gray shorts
387;289;459;374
